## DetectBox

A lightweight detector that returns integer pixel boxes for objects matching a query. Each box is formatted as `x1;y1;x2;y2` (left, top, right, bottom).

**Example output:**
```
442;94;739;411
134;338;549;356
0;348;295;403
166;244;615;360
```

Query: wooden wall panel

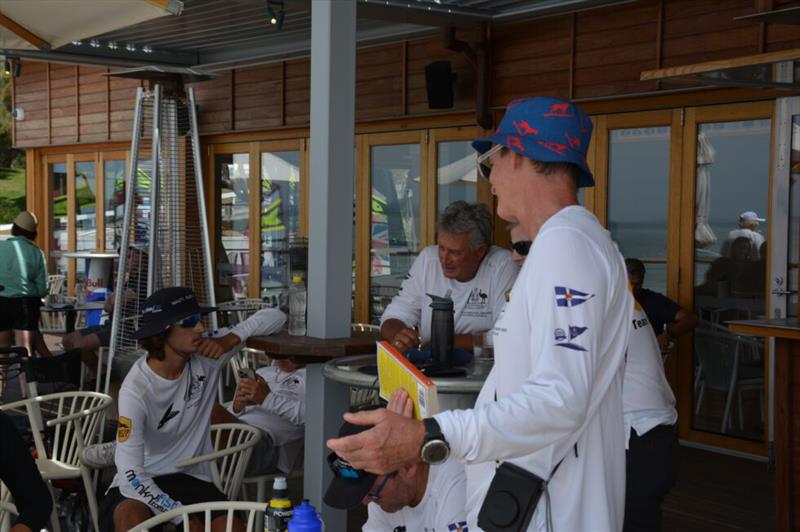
573;1;658;98
12;0;800;149
78;66;107;143
355;43;404;120
48;64;76;143
108;77;138;141
192;71;232;133
233;64;283;130
284;59;309;126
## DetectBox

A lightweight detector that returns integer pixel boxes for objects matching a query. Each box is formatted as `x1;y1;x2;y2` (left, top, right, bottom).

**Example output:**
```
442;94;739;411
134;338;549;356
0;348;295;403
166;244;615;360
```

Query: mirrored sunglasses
178;313;203;328
511;240;532;256
366;473;396;502
476;144;503;179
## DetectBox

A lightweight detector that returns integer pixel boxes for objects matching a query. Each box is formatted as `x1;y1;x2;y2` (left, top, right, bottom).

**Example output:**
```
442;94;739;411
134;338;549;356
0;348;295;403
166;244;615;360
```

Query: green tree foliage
0;73;24;168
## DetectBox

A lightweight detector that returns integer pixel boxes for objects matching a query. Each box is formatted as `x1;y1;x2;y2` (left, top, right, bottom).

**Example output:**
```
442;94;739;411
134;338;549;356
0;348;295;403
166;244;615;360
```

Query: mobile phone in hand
238;368;256;380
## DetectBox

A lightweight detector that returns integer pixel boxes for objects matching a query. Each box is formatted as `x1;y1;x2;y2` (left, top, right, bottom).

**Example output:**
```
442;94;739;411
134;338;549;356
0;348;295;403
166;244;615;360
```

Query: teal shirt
0;237;47;298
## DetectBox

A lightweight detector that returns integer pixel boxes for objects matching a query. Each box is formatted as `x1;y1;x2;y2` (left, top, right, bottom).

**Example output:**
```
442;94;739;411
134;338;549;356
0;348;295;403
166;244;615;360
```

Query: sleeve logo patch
555;286;594;307
117;416;132;442
554;325;588;351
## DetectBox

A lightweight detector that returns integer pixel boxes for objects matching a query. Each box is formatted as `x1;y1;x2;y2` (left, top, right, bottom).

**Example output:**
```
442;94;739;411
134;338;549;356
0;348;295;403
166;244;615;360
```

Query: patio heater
104;66;218;394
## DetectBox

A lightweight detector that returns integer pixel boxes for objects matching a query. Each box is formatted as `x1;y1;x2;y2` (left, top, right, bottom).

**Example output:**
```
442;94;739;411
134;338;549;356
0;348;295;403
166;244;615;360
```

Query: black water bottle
428;293;454;367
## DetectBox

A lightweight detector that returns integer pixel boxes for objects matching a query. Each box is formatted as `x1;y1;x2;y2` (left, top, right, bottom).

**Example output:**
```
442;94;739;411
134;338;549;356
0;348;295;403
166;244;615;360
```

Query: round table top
61;251;119;259
323;354;488;393
245;329;381;363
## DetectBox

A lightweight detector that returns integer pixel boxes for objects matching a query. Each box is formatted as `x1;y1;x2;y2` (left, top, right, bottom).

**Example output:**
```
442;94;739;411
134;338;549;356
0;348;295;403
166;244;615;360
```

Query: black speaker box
425;61;455;109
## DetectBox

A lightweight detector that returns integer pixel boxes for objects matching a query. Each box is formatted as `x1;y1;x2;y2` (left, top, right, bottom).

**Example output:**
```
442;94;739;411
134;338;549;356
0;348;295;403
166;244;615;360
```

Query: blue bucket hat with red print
472;96;595;187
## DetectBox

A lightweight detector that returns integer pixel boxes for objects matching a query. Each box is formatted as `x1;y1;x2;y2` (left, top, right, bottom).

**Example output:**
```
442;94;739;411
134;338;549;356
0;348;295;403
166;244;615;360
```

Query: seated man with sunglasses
508;222;532;268
97;287;286;532
380;200;517;356
324;393;467;532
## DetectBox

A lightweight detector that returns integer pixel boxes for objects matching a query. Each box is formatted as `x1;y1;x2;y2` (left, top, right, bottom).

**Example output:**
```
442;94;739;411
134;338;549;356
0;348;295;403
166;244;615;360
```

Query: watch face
422;440;449;464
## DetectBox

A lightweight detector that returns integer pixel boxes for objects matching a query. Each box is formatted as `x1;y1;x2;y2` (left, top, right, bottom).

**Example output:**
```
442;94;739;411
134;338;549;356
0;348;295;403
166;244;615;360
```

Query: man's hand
327;408;425;474
386;389;413;418
391;327;420;354
656;332;670;352
232;376;270;413
195;333;241;359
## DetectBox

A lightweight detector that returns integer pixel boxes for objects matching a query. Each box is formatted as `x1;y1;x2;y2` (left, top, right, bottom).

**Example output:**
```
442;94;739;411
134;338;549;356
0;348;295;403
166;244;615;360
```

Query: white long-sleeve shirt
623;304;677;448
229;365;305;473
111;308;286;516
435;206;633;531
380;245;518;344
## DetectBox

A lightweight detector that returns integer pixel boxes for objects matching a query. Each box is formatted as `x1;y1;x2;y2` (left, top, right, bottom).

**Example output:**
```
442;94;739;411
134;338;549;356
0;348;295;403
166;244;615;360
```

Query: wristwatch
420;417;450;465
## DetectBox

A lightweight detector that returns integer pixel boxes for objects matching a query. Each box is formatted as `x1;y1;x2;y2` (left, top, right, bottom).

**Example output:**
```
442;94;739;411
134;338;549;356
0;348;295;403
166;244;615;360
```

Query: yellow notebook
376;340;439;420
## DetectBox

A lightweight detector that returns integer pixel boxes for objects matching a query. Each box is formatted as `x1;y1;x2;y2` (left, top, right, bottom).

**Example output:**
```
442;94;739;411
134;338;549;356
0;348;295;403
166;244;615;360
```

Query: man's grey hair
437;201;492;250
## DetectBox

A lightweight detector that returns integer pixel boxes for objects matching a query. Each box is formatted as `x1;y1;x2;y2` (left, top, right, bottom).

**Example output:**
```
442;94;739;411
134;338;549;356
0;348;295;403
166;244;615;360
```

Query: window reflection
370;144;420;323
260;151;303;309
788;116;800;317
50;163;68;277
216;153;250;300
104;160;125;250
607;126;670;294
692;119;769;441
437;141;476;215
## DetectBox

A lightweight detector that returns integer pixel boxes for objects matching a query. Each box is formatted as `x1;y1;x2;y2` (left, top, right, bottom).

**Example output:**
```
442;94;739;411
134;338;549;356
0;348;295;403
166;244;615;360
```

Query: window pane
788;116;800;318
370;144;420;323
607;126;670;294
50;163;68;277
692;119;770;441
437;141;476;214
216;153;249;300
260;151;303;307
74;161;97;284
104;159;125;250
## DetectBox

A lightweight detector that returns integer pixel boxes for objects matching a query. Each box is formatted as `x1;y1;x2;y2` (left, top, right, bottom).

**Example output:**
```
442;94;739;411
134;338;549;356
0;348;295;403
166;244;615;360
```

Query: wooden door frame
678;100;774;456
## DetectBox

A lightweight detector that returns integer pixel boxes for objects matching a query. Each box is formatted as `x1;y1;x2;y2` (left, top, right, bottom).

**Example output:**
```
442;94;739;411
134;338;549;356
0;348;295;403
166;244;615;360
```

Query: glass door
682;102;774;455
214;145;251;301
356;132;424;324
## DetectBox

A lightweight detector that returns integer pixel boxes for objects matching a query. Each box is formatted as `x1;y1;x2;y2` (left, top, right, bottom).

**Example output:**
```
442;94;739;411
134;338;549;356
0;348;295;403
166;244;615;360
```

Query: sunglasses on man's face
511;240;532;256
477;144;503;180
178;313;203;328
366;473;396;502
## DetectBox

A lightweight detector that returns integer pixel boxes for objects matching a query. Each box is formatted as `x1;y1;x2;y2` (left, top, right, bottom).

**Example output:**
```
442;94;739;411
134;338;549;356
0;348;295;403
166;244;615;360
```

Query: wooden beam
0;11;48;50
641;47;800;81
143;0;170;10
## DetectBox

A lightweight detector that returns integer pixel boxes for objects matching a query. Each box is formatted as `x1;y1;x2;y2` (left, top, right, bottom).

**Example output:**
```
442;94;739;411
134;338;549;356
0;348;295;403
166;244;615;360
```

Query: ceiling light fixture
266;0;285;30
3;59;10;78
13;59;21;77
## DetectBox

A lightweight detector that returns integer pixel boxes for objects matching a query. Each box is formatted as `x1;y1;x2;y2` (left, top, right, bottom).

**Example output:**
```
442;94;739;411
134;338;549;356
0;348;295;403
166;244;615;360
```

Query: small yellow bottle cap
292;275;303;283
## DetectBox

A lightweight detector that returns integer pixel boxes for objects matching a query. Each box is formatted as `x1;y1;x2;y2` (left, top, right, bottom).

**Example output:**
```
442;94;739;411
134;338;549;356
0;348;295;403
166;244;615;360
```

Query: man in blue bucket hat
329;96;633;531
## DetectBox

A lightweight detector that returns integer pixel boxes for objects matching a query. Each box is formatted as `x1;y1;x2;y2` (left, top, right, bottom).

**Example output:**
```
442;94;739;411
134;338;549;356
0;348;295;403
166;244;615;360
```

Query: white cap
739;211;765;222
13;211;37;232
273;476;288;490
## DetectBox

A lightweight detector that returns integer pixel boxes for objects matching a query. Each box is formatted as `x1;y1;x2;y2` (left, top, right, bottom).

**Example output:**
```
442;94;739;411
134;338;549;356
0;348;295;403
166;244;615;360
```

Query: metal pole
147;84;162;295
188;87;219;330
106;87;145;397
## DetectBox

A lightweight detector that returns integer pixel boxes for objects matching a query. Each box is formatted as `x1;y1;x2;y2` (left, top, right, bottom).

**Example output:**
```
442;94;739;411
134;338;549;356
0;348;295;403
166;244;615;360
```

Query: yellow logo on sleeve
117;416;132;442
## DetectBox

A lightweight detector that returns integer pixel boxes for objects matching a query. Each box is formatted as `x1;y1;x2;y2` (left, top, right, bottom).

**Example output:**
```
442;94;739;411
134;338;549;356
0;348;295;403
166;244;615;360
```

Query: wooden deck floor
664;446;774;532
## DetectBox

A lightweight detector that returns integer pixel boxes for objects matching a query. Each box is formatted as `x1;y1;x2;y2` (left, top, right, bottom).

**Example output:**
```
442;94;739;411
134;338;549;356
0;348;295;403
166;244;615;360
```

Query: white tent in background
411;152;478;184
695;131;717;247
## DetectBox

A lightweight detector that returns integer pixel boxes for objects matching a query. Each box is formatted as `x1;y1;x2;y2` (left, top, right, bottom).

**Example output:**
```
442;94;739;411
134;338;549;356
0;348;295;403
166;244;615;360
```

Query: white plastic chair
129;500;268;531
241;440;304;532
175;423;262;500
48;274;65;296
0;500;18;532
229;347;272;387
0;391;112;532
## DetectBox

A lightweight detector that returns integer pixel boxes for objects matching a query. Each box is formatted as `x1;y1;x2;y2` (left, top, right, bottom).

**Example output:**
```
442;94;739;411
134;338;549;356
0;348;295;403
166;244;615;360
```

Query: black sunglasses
511;240;532;256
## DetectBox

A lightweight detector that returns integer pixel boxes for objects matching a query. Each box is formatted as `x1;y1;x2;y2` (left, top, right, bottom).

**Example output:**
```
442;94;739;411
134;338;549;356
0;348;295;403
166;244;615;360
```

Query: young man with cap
98;286;285;532
325;393;467;532
329;96;633;531
0;211;49;358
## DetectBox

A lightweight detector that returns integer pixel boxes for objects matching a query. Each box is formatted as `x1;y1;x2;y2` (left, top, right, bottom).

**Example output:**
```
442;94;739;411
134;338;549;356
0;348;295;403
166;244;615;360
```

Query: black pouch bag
477;461;546;532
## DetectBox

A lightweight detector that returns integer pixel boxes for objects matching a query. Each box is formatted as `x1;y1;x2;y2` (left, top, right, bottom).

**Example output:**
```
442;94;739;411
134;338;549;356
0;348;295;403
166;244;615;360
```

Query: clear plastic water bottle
288;276;306;336
287;500;323;532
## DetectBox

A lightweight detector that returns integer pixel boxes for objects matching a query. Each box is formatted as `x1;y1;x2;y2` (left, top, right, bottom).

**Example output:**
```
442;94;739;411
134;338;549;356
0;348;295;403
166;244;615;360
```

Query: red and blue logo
555;286;594;307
